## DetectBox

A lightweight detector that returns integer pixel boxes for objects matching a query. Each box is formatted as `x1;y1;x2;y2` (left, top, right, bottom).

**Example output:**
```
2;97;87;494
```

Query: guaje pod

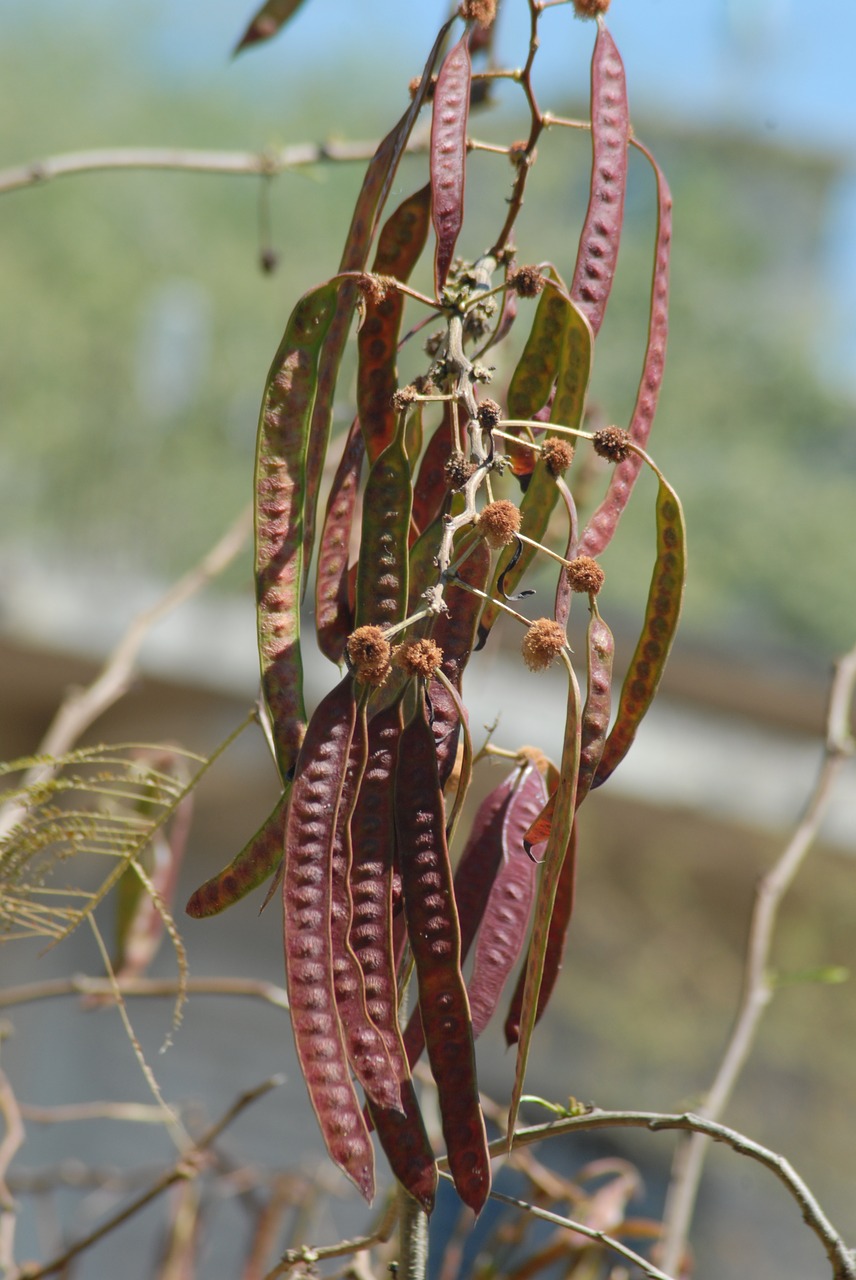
395;691;491;1215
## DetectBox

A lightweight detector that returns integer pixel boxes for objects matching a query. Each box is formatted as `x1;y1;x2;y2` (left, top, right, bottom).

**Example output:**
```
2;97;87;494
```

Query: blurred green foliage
1;11;852;654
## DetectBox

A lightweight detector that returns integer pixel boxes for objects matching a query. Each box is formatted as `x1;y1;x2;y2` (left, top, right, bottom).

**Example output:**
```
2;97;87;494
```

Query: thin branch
19;1101;169;1125
263;1196;397;1279
478;1108;856;1280
0;975;289;1013
0;1064;26;1277
0;137;430;198
660;640;856;1275
0;504;252;843
14;1077;283;1280
478;1183;675;1280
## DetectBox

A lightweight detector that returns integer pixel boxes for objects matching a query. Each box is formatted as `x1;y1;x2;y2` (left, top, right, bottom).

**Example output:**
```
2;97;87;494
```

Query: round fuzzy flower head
393;638;444;680
573;0;611;17
508;265;546;299
445;451;477;490
541;436;574;477
459;0;496;24
522;618;566;672
477;499;521;549
346;626;391;687
476;398;502;430
593;425;631;464
565;555;605;596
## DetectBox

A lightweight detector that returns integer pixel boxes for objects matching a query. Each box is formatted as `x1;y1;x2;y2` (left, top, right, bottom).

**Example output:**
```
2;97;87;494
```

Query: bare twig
262;1196;398;1279
476;1182;675;1280
0;139;430;197
0;504;252;843
0;974;288;1013
660;640;856;1276
14;1077;283;1280
485;1108;856;1280
0;1061;26;1278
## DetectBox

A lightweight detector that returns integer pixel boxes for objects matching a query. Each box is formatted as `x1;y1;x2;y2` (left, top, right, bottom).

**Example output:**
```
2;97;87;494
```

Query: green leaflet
255;280;340;783
593;476;686;786
507;656;581;1142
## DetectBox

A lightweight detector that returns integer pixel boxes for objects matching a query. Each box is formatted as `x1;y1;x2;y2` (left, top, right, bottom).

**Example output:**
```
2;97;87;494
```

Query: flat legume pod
282;674;375;1201
185;791;287;918
395;693;491;1215
431;34;472;296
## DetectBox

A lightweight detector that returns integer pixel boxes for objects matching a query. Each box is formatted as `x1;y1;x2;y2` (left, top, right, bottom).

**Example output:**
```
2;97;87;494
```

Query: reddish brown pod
570;23;629;338
282;675;375;1201
431;33;472;296
395;692;491;1215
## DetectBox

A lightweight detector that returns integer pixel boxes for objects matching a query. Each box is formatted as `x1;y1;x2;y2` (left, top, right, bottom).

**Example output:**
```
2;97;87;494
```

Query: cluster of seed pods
188;4;684;1219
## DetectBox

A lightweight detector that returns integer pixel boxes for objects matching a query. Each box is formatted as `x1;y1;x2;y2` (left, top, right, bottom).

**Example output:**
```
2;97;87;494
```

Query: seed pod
411;403;454;538
550;299;593;438
354;417;412;633
507;659;582;1141
301;23;452;595
256;281;340;782
505;818;577;1046
401;766;519;1070
352;702;438;1212
358;185;432;465
282;674;375;1202
593;477;685;787
570;24;629;338
431;34;472;296
578;610;614;800
431;538;491;786
330;708;402;1113
185;791;287;919
395;692;491;1215
234;0;307;53
315;415;364;665
553;477;580;630
468;765;546;1038
578;147;672;557
506;268;569;422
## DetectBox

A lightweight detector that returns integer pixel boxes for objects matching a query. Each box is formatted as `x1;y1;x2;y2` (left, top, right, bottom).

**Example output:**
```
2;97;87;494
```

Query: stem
396;1184;429;1280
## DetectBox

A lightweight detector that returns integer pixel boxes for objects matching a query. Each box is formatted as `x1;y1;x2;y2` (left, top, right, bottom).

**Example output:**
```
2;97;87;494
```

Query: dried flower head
565;555;605;596
445;451;477;489
573;0;611;17
516;744;551;775
508;265;546;298
522;618;566;672
459;0;496;24
541;436;574;476
593;425;631;463
392;384;419;412
356;273;390;306
346;626;391;687
477;500;521;549
477;398;502;430
393;638;444;680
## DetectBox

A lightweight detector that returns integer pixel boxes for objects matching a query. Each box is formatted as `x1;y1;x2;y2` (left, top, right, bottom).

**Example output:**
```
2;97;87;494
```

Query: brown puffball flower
508;265;546;298
356;273;390;306
392;384;419;412
573;0;611;17
593;425;631;464
477;499;521;549
393;638;444;680
459;0;496;24
565;555;605;596
445;451;477;489
346;626;391;686
476;398;502;430
522;618;567;672
541;436;574;476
